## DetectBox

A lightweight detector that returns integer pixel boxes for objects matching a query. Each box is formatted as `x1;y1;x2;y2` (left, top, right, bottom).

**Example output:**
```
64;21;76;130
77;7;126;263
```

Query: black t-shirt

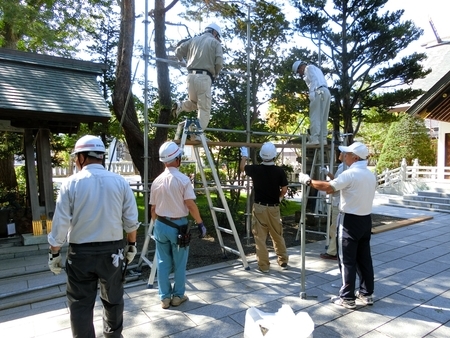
244;164;288;204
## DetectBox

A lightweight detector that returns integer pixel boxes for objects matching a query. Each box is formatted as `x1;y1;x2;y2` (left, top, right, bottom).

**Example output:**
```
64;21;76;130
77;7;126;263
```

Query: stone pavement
0;193;449;337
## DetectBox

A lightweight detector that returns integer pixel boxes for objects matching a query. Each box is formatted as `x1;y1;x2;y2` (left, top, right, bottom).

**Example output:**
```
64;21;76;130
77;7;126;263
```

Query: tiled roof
0;48;111;132
405;39;450;122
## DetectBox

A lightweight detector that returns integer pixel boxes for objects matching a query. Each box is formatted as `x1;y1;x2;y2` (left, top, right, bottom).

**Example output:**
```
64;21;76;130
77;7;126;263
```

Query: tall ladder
176;118;250;271
295;139;334;242
138;117;250;288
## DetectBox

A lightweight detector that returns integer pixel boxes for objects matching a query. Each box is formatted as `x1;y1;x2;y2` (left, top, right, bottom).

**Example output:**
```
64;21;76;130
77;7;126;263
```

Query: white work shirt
48;164;139;246
329;160;376;216
150;167;196;218
304;64;327;94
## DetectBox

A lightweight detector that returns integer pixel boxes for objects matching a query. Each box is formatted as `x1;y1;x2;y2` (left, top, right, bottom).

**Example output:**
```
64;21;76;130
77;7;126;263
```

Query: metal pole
299;133;307;298
143;0;149;229
244;4;252;243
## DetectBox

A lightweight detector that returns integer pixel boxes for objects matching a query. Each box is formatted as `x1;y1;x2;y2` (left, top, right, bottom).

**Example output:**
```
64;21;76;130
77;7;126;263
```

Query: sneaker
171;102;181;118
257;267;269;273
306;140;319;145
161;298;171;309
280;263;288;270
320;253;337;260
171;295;188;307
355;291;373;305
331;296;356;309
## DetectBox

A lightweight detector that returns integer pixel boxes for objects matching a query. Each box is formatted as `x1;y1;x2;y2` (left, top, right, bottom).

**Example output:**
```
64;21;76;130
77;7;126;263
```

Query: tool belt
157;216;191;248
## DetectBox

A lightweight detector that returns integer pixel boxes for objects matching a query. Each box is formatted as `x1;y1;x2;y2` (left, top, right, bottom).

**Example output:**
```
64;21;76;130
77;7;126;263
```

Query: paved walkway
1;193;449;337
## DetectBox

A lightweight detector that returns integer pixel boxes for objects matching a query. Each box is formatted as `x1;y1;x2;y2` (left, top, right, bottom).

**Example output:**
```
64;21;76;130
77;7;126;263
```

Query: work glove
240;147;249;157
197;222;207;238
299;173;312;186
48;251;62;275
320;167;329;176
124;243;137;264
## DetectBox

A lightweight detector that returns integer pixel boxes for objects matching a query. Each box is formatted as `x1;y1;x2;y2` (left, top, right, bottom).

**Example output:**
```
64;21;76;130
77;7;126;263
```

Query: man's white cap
338;141;369;160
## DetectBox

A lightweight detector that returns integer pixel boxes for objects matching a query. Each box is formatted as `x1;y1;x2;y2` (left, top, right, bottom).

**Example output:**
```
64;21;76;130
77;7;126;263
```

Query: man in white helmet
48;135;139;337
292;60;331;145
239;142;289;273
173;23;224;140
150;141;206;309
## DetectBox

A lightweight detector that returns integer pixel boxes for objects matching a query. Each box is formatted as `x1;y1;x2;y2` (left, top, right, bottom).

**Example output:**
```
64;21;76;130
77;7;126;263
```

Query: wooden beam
37;129;55;219
24;130;41;221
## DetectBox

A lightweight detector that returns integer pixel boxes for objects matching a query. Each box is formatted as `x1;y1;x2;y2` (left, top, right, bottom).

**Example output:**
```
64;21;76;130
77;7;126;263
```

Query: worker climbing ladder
138;117;250;288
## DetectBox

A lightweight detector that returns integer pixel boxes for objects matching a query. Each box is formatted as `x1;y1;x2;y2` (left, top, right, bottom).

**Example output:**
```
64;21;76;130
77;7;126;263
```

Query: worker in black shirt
240;142;289;273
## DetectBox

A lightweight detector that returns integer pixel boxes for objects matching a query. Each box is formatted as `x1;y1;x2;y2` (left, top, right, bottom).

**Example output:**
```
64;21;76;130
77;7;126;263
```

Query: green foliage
376;114;436;173
358;108;402;164
0;0;115;54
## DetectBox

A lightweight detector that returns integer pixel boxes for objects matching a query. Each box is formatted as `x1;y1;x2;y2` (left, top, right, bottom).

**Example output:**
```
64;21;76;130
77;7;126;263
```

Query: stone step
403;194;450;205
386;199;450;213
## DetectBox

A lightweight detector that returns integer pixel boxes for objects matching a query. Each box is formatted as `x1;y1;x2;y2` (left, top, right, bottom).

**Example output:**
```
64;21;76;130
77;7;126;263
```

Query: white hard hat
292;60;306;73
159;141;182;163
259;142;277;161
72;135;106;159
205;23;221;37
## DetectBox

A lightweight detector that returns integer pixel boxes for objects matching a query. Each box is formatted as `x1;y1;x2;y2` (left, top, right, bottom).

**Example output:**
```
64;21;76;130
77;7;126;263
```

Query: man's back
177;33;223;77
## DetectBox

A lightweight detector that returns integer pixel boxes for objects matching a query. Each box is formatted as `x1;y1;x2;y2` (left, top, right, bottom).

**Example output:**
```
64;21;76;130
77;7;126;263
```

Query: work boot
161;298;171;309
171;102;181;118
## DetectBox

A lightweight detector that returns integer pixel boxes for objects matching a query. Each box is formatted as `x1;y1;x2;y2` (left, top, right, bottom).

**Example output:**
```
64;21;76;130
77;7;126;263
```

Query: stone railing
376;158;450;195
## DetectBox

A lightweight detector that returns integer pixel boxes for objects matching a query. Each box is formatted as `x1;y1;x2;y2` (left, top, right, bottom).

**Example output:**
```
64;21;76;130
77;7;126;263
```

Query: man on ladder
150;141;206;309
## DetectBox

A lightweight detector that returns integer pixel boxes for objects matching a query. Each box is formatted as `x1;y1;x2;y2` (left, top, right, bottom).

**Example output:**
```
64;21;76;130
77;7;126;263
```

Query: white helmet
205;23;221;38
259;142;277;161
292;60;306;73
159;141;182;163
72;135;106;159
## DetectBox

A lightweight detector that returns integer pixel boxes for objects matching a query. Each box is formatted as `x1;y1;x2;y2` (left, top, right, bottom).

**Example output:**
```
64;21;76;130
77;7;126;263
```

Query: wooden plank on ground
372;216;434;234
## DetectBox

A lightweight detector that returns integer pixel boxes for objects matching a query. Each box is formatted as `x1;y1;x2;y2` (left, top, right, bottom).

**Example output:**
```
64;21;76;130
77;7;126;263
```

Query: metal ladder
138;117;250;288
295;137;334;243
176;118;250;270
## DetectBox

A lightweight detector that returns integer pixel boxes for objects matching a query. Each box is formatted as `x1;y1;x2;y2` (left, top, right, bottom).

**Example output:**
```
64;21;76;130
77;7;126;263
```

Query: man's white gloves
320;167;329;176
240;147;249;157
48;251;62;275
299;173;312;186
124;243;137;264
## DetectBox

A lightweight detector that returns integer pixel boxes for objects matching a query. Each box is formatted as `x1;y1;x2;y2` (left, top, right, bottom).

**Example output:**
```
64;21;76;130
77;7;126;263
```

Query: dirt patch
136;213;405;273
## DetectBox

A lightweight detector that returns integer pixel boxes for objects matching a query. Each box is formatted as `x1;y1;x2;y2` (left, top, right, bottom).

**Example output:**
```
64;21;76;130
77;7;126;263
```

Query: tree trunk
150;0;172;179
113;0;177;181
113;0;147;179
0;154;18;190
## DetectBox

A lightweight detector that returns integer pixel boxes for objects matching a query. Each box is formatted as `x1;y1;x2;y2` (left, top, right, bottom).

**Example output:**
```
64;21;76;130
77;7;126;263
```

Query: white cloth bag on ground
244;304;314;338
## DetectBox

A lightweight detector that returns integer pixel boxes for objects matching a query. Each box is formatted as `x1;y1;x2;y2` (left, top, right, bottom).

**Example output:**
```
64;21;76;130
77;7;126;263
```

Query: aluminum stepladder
138;117;250;288
295;137;334;243
297;133;335;298
175;117;250;271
